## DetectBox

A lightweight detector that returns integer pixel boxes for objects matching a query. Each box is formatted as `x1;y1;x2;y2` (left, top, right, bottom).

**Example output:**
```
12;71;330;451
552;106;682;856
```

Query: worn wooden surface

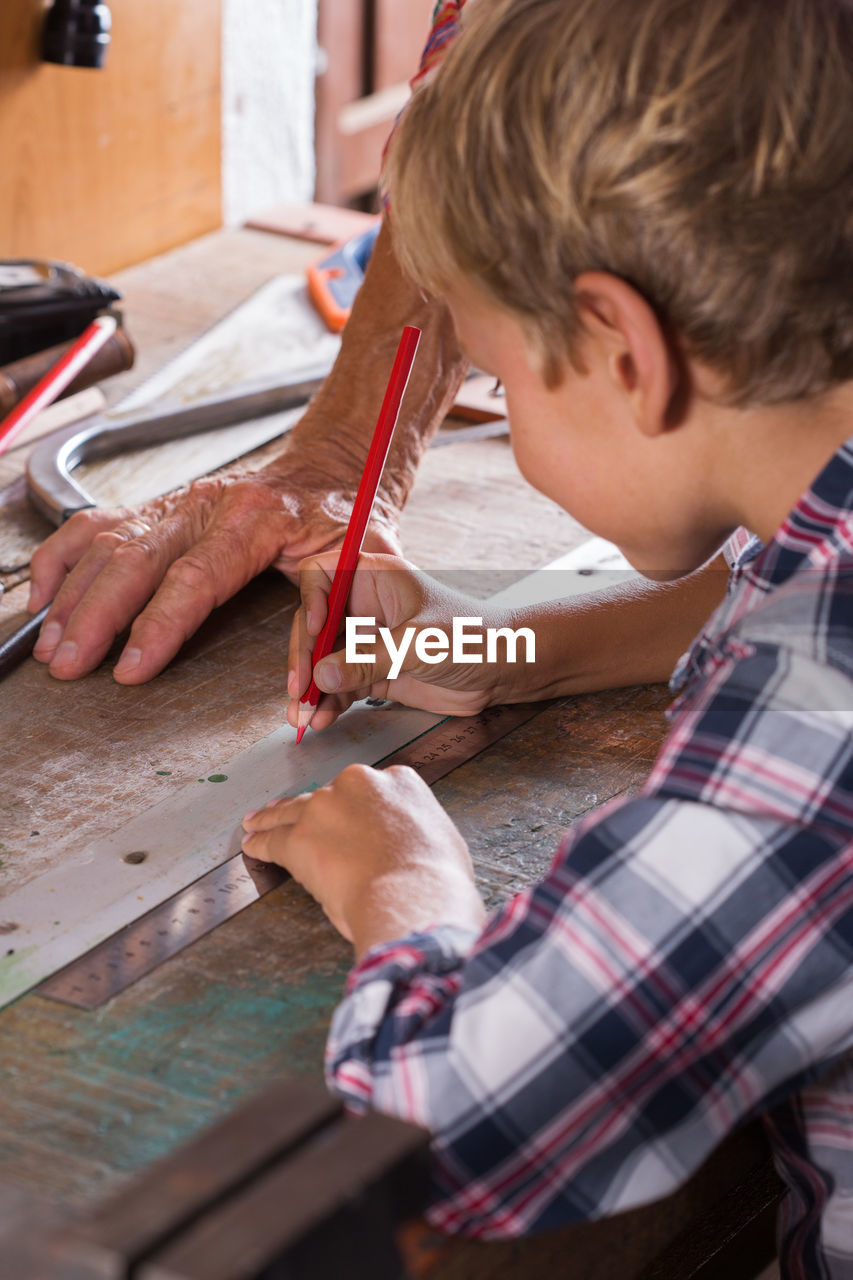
0;223;586;1190
0;228;777;1276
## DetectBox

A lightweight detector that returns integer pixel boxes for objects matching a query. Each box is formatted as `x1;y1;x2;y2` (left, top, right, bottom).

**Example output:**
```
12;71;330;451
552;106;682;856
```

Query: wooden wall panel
315;0;437;207
314;0;367;207
0;0;222;277
373;0;436;90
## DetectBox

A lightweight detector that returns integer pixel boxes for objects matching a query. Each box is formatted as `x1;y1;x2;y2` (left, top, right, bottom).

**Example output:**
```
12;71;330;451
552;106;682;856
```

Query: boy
242;0;853;1272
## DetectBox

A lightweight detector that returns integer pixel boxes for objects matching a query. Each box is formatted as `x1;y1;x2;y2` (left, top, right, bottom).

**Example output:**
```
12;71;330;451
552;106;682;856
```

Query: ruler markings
37;702;548;1008
18;539;625;1011
0;701;445;1012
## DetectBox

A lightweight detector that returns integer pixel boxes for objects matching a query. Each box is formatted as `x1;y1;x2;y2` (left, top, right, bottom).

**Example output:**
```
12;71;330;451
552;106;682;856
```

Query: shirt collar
670;432;853;695
742;434;853;592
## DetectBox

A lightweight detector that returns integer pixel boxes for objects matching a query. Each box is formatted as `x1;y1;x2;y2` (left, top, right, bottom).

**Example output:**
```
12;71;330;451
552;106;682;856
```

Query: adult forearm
271;217;470;525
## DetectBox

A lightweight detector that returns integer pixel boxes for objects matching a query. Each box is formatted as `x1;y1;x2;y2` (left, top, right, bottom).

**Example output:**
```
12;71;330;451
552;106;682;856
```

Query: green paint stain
0;966;351;1180
207;774;228;783
155;770;172;776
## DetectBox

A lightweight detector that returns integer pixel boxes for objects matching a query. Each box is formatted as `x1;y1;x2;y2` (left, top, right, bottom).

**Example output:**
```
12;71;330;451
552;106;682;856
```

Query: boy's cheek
506;430;567;509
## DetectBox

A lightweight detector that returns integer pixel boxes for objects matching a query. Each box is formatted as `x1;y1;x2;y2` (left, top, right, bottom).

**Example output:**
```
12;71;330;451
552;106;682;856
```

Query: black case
0;259;121;364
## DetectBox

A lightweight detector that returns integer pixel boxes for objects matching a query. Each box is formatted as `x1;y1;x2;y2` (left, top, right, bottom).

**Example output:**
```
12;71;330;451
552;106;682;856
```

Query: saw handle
0;605;49;678
0;323;135;417
306;221;381;333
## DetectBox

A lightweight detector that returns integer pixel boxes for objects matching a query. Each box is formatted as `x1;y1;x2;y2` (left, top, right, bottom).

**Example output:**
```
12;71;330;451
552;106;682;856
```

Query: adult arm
27;220;470;683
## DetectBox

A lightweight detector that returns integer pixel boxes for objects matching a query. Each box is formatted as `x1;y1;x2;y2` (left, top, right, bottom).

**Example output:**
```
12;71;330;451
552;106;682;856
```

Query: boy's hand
286;552;513;732
241;764;486;957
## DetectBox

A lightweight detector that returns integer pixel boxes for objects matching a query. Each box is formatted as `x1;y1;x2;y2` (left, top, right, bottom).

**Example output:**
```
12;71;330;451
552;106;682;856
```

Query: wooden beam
0;0;222;275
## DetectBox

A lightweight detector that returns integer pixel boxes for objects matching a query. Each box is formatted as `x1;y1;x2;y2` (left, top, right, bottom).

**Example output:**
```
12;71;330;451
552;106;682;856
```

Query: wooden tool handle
0;605;48;678
0;323;135;416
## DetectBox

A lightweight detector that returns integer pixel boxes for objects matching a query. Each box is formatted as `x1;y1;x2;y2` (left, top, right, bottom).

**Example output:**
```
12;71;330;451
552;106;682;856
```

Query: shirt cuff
347;922;480;992
325;924;480;1111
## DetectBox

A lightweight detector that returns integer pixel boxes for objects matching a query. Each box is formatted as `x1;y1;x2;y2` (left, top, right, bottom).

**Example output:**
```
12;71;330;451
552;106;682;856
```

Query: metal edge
26;364;331;526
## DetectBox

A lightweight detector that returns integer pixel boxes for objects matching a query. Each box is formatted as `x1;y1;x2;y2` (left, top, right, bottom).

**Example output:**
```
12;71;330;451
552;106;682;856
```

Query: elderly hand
26;217;470;685
28;460;401;684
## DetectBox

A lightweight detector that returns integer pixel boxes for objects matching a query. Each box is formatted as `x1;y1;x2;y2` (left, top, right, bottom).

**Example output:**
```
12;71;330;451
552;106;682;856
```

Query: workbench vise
7;1078;430;1280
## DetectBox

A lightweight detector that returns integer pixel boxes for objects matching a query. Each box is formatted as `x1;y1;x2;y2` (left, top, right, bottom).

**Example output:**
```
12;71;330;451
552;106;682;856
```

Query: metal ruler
36;701;547;1009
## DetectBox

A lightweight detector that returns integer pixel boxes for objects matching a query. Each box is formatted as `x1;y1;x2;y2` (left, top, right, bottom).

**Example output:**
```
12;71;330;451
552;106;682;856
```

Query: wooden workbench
0;228;778;1278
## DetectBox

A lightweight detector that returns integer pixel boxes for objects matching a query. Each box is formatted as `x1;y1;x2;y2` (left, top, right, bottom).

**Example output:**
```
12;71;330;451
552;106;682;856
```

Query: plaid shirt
327;433;853;1275
409;2;469;92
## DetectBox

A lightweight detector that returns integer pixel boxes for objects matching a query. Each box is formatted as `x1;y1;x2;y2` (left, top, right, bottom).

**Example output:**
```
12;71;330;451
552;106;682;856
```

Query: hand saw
0;362;331;677
25;273;344;524
26;363;332;524
0;275;340;676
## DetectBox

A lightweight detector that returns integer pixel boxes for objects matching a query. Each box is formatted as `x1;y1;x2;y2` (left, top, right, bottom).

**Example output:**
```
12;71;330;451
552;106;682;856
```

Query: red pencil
0;313;117;459
296;324;422;743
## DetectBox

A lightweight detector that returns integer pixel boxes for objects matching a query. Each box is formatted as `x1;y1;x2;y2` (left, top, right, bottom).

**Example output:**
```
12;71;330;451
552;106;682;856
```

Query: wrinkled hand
28;462;400;684
287;552;515;734
27;212;471;687
242;763;485;957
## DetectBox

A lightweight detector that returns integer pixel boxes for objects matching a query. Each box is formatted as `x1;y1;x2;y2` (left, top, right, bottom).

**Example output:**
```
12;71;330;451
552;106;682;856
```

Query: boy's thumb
314;622;426;692
313;654;381;693
313;657;345;691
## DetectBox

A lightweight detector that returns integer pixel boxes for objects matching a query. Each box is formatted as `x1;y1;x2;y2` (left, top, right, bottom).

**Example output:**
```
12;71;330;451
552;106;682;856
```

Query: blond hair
386;0;853;404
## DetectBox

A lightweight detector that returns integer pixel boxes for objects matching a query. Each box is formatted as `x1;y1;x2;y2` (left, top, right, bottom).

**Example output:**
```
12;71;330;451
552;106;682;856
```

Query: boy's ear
573;272;684;436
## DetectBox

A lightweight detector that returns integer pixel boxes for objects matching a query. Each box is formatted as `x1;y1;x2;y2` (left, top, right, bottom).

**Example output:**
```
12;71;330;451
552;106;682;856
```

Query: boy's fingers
313;612;438;691
297;555;341;636
296;551;422;639
290;553;437;709
242;793;312;832
241;830;280;863
287;556;341;706
314;652;392;694
286;606;363;731
287;605;315;701
241;795;319;875
285;691;357;732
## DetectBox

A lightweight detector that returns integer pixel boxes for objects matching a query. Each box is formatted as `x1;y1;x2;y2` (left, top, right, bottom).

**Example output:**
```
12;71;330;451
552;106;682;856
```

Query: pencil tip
295;725;305;745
